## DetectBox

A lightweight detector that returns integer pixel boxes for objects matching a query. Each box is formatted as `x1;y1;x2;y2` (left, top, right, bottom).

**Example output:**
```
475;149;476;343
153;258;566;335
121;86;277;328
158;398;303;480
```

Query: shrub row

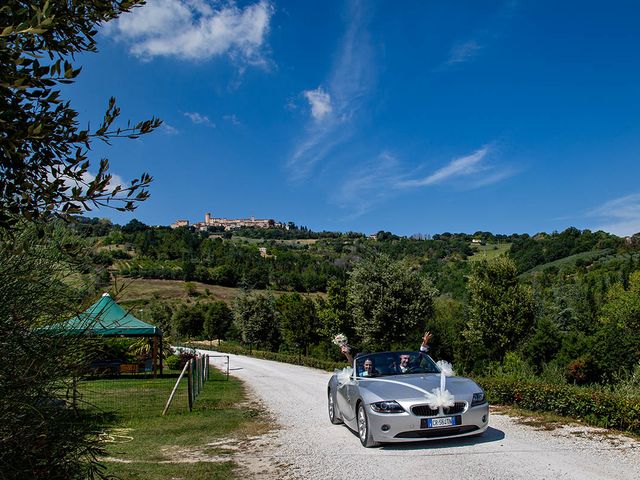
183;342;345;372
477;376;640;434
177;344;640;435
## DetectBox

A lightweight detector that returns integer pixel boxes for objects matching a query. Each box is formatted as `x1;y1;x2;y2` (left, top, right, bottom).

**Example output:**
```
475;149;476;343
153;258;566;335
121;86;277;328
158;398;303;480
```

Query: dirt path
198;349;640;480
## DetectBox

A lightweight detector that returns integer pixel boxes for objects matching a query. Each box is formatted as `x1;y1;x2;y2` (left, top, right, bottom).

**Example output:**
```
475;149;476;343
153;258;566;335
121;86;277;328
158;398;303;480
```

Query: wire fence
74;354;228;419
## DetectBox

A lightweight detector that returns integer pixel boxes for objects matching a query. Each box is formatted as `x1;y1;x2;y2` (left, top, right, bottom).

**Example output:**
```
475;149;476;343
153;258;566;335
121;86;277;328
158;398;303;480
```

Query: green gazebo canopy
51;293;161;337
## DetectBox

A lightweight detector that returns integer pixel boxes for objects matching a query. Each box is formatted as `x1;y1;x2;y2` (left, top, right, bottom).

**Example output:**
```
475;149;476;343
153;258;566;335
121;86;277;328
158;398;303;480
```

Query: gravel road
198;349;639;480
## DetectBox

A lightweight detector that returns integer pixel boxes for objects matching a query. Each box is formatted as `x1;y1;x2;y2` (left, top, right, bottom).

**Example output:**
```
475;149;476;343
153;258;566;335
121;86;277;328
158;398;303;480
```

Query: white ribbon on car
359;360;457;410
423;360;456;409
335;366;353;385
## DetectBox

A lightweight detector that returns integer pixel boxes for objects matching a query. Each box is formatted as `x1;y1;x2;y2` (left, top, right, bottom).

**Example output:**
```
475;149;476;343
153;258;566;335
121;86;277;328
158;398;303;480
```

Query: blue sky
69;0;640;236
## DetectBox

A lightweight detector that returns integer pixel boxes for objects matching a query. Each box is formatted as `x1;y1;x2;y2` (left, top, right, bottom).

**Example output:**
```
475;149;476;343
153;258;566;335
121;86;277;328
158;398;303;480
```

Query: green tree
427;296;465;361
461;257;536;370
591;271;640;379
277;293;318;355
0;222;107;479
317;280;353;339
233;291;280;351
203;301;233;342
146;300;174;335
1;1;160;228
172;304;204;339
347;254;437;350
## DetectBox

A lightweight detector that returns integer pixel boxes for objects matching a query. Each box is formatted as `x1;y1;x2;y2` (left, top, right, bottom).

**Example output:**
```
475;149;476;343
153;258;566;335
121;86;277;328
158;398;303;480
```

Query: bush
477;376;640;434
186;342;345;372
165;355;181;370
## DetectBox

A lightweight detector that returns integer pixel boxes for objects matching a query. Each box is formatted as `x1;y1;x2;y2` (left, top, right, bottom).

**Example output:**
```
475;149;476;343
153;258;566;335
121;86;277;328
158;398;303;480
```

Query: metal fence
72;353;227;419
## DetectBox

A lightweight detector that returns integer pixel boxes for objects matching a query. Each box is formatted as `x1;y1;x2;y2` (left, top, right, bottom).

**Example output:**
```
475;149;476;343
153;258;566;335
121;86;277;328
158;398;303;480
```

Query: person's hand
422;331;433;347
341;345;350;355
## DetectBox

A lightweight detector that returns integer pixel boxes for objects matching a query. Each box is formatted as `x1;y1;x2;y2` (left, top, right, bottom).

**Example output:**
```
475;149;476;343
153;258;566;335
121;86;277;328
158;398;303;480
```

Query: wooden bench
119;363;140;374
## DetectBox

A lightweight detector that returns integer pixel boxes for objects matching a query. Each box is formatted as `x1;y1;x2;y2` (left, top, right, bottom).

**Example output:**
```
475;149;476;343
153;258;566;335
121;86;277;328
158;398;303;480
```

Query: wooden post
187;359;193;411
72;376;78;411
162;360;190;416
159;336;164;376
196;357;200;396
152;335;158;378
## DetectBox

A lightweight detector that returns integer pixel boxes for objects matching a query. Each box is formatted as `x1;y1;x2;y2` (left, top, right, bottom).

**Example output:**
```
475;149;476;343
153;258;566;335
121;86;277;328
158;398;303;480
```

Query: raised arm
341;344;354;364
420;331;433;352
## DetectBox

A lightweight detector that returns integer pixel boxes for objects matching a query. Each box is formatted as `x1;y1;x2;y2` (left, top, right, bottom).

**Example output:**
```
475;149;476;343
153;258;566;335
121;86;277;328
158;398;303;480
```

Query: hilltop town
171;212;283;231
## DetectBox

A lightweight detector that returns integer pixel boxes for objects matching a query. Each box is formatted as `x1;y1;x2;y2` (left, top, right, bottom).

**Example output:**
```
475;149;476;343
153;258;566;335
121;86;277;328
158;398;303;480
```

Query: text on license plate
426;416;455;428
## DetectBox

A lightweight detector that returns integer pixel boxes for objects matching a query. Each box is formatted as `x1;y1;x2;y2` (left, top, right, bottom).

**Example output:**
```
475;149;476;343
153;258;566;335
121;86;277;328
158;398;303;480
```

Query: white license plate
427;416;455;428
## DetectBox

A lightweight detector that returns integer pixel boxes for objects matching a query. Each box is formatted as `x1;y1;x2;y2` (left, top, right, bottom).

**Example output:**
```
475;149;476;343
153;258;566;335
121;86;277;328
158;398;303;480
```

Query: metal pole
162;360;190;416
187;359;193;411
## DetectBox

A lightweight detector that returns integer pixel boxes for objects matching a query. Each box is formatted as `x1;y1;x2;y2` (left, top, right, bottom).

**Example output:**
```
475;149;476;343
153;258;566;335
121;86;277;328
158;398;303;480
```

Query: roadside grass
468;243;511;262
81;369;271;479
493;405;640;441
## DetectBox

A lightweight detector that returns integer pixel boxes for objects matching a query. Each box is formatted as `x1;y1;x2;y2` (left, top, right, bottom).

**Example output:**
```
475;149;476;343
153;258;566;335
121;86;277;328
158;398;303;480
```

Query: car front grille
411;401;467;417
444;402;467;415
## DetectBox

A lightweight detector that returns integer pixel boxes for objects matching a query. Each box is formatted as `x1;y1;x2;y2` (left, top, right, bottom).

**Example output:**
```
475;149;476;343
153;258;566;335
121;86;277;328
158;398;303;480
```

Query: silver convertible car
327;351;489;447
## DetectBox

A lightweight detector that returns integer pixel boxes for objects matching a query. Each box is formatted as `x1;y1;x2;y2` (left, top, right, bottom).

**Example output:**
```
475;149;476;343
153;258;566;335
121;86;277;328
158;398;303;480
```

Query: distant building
170;219;189;229
172;212;282;231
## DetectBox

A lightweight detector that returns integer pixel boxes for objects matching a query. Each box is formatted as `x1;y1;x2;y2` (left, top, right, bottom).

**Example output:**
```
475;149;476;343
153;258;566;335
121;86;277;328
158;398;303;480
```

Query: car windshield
355;351;440;377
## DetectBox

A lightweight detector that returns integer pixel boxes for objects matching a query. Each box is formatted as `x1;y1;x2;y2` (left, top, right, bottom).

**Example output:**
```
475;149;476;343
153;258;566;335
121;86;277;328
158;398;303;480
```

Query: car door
336;367;357;422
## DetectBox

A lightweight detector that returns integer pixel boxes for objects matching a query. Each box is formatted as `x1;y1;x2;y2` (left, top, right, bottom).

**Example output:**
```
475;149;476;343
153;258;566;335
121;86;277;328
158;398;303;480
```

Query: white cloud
303;87;333;121
223;114;241;125
334;152;404;217
184;111;215;127
162;123;180;135
334;145;514;218
397;146;492;188
589;193;640;236
75;171;126;194
287;2;374;180
106;0;273;66
446;40;483;65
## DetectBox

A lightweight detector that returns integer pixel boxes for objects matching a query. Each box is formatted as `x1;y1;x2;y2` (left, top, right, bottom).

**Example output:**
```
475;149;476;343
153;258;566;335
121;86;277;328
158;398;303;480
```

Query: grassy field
81;369;271;479
113;278;241;304
112;277;324;306
230;235;318;246
520;249;611;276
468;243;512;262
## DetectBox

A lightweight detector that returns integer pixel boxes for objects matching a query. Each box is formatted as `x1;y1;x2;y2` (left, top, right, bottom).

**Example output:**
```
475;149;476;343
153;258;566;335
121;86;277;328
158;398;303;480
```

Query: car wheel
357;403;379;448
328;389;342;424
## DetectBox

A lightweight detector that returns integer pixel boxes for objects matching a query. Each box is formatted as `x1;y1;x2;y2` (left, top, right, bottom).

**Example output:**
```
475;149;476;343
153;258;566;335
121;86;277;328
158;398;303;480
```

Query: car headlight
471;392;486;406
370;401;405;413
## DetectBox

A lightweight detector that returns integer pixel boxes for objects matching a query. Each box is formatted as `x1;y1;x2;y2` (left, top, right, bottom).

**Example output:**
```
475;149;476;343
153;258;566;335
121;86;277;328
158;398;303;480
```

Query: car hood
357;374;481;403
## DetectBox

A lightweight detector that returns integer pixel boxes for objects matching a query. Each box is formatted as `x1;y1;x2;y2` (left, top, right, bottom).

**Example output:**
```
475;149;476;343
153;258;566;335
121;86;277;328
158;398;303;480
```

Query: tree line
151;252;639;386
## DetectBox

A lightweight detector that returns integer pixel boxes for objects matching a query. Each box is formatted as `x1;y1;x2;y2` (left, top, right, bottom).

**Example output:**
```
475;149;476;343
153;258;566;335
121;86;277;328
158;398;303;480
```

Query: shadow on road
378;426;505;451
343;424;505;449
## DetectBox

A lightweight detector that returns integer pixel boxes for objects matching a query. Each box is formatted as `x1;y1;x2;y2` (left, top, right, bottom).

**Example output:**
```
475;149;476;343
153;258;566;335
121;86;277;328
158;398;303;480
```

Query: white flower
333;333;348;347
